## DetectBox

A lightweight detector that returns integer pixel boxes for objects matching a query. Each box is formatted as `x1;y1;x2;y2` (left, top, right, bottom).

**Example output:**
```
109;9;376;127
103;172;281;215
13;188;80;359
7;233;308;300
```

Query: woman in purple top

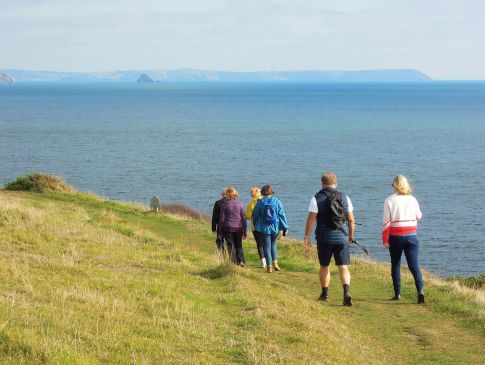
219;187;247;266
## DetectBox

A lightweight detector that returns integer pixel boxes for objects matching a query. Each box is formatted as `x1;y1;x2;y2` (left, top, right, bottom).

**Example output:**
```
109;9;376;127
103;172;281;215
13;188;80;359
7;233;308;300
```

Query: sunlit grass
0;189;483;364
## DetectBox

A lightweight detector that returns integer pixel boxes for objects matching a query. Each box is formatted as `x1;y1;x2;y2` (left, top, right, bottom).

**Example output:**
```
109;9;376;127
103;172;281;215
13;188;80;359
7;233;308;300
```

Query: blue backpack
263;203;278;225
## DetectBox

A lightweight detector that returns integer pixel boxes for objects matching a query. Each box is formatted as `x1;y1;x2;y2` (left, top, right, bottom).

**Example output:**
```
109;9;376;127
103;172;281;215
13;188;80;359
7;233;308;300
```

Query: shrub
158;204;210;222
4;172;76;193
447;274;485;290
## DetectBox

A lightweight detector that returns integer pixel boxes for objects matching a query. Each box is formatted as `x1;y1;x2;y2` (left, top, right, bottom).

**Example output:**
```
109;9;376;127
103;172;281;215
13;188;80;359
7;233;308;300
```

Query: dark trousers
389;235;424;295
252;231;266;260
215;236;225;253
224;231;245;265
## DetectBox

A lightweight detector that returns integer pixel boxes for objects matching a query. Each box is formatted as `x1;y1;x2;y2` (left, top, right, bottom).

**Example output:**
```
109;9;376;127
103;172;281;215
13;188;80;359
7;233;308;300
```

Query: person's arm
252;202;261;227
245;202;253;222
241;204;247;238
278;201;288;234
415;197;422;220
346;211;355;243
218;204;225;238
211;201;219;232
382;200;391;247
304;212;317;250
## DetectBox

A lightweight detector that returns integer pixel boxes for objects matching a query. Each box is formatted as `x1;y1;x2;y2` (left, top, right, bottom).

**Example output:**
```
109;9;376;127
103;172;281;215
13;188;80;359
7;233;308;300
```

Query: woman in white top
382;175;424;304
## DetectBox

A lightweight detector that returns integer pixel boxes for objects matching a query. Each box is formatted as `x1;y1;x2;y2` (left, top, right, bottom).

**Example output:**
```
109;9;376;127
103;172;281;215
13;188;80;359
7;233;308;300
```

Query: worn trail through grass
0;191;483;364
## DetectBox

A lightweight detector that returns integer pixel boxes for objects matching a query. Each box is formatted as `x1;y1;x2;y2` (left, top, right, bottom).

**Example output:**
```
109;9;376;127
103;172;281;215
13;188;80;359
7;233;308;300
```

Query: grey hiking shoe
391;294;401;301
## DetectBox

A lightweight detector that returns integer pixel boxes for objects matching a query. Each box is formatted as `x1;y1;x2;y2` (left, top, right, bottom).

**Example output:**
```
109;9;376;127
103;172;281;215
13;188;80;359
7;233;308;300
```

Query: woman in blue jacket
253;185;288;273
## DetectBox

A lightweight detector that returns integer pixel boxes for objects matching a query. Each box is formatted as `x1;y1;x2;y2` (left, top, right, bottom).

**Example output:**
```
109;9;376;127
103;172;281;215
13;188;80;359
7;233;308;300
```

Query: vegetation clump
159;203;210;222
448;274;485;290
4;172;76;193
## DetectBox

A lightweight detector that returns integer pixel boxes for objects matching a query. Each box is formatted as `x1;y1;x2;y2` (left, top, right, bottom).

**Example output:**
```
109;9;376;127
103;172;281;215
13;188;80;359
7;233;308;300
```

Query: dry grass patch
158;204;210;222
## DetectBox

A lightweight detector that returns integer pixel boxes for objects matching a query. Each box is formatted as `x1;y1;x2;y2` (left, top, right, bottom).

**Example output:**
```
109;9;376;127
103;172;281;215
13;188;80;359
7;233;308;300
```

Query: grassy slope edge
0;190;483;364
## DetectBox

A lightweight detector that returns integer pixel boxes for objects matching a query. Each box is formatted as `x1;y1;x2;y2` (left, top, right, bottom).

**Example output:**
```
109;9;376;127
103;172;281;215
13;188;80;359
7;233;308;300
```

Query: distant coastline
0;68;431;83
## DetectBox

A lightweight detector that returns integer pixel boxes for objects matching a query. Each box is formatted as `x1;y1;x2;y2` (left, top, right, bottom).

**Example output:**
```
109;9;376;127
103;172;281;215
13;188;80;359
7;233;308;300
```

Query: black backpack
321;190;346;229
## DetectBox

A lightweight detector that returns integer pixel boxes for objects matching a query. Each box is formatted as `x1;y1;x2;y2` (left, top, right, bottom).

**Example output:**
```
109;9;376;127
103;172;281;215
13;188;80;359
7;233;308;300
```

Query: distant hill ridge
1;68;431;82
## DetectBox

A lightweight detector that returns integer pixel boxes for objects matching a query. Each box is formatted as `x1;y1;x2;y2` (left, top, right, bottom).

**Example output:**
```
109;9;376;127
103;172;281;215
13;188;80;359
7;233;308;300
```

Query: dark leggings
389;235;424;295
252;231;266;260
224;231;245;265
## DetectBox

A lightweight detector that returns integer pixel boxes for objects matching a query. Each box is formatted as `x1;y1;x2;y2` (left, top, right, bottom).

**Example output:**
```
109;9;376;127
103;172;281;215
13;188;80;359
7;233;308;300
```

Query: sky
1;0;484;79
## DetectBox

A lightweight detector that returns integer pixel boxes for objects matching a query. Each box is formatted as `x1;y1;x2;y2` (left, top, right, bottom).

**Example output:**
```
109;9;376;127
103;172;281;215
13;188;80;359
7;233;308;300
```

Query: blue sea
1;82;484;277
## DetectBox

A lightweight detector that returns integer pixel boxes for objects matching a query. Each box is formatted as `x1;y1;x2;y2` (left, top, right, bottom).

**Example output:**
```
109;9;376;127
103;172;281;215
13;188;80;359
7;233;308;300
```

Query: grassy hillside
0;190;484;364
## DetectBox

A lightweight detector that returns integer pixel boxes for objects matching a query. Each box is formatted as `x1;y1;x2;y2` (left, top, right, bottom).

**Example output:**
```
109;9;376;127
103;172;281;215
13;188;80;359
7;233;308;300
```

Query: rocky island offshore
0;72;15;83
137;73;154;83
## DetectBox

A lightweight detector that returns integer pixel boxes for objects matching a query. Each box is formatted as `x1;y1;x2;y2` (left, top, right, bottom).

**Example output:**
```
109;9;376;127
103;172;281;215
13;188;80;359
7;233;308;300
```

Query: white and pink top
382;194;422;244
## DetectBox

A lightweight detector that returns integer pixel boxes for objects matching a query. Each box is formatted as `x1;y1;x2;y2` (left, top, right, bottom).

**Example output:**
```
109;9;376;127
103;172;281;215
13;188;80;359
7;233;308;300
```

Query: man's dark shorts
317;242;351;266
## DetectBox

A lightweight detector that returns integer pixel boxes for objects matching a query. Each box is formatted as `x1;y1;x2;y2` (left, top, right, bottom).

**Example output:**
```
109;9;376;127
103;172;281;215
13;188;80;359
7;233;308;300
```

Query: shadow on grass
199;261;237;280
355;298;417;305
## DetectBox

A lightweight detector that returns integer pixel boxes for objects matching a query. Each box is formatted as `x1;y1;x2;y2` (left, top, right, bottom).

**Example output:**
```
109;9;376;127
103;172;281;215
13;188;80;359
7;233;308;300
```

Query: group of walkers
211;184;288;273
211;172;425;307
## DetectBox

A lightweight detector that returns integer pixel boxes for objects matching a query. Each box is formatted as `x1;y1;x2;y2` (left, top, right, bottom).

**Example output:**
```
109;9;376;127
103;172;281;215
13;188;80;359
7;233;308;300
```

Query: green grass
0;190;484;364
448;274;485;290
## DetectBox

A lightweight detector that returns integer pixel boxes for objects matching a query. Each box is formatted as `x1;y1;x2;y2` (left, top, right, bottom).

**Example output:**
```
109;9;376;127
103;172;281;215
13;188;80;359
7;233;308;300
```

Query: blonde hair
249;187;261;198
392;174;413;195
321;172;337;186
226;187;239;199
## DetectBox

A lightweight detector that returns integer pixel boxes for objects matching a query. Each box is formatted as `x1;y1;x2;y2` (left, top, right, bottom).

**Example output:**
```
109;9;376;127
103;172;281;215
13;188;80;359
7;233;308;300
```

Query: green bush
4;172;76;193
447;274;485;289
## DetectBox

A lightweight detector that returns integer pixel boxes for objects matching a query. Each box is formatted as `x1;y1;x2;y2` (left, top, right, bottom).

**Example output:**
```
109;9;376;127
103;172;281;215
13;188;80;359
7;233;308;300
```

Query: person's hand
243;233;247;240
383;242;389;248
348;235;354;243
304;236;312;251
282;228;288;237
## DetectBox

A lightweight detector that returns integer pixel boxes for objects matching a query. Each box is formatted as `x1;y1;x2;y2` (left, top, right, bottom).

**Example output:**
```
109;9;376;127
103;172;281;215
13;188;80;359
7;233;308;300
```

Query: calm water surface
1;82;484;276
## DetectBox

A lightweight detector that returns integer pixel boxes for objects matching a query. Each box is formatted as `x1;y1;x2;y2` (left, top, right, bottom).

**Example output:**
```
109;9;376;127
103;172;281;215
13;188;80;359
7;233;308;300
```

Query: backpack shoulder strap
315;189;328;203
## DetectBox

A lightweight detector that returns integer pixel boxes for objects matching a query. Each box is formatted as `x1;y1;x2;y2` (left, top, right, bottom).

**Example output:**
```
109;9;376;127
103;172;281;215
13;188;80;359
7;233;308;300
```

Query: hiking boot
318;293;329;302
343;295;353;307
273;260;281;271
259;259;267;268
391;294;401;301
266;266;273;273
417;293;425;304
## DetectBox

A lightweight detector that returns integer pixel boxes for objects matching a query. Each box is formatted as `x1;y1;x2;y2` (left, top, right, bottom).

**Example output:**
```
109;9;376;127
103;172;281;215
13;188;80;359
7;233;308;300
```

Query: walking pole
351;240;369;256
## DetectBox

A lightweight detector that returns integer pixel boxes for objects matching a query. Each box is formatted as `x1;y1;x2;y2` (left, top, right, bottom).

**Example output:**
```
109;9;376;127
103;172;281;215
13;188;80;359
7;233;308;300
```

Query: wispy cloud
1;0;484;79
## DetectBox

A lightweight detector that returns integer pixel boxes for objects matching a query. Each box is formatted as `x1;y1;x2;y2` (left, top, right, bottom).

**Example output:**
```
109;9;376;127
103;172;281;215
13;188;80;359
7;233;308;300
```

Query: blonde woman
382;175;424;304
246;187;266;268
219;187;247;266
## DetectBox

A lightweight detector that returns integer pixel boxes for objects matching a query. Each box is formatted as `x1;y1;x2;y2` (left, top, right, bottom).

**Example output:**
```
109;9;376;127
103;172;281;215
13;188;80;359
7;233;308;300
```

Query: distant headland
0;68;432;83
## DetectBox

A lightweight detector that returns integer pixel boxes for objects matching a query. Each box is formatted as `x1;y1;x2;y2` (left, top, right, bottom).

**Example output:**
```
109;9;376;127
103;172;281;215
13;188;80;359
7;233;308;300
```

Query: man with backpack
303;172;355;306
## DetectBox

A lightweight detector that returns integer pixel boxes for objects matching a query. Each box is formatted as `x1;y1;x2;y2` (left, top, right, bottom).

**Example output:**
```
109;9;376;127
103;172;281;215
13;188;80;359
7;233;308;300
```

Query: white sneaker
260;259;267;268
